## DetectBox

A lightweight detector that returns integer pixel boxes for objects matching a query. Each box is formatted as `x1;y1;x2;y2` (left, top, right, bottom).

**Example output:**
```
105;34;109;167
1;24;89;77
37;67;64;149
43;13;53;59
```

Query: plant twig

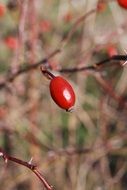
61;8;97;47
0;54;126;90
59;55;126;73
0;148;53;190
0;48;61;89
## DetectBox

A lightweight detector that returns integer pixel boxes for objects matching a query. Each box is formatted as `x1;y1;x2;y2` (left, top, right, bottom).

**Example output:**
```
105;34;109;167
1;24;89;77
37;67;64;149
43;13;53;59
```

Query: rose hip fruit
50;76;75;111
117;0;127;9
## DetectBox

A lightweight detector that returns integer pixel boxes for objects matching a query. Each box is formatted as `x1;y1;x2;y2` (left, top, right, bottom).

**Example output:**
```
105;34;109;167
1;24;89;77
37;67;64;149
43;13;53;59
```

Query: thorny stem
0;54;126;90
59;55;127;73
0;148;53;190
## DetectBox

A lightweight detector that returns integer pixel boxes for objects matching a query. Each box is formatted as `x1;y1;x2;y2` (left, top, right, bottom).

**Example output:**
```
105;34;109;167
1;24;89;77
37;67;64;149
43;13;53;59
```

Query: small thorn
28;157;33;165
122;49;127;66
122;61;127;66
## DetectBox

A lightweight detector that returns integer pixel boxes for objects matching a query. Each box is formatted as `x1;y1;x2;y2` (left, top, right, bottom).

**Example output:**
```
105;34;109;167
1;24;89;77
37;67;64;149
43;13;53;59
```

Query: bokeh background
0;0;127;190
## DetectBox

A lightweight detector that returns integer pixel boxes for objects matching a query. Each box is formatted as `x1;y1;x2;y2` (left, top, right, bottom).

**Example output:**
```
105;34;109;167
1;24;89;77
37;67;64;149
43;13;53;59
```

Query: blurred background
0;0;127;189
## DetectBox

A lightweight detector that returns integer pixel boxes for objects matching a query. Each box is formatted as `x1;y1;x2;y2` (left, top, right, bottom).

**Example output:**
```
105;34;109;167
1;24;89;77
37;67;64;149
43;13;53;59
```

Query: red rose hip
117;0;127;9
50;76;75;111
0;4;6;17
4;36;19;50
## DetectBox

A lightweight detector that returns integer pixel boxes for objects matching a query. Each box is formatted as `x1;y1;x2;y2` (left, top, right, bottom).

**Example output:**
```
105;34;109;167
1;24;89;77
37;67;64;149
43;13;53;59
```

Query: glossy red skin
50;76;75;110
117;0;127;9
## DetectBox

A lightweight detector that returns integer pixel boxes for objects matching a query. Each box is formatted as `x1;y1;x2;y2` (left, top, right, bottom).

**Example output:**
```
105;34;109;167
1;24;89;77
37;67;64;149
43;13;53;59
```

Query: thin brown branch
59;55;126;73
0;148;53;190
33;170;53;190
0;54;126;91
109;164;126;185
94;73;122;103
61;8;97;47
0;48;61;89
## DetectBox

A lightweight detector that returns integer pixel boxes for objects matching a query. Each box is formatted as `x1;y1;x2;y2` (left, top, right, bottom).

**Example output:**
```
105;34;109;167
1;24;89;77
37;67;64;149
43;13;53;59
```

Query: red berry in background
97;1;106;12
107;45;118;57
39;20;52;32
63;12;73;23
4;37;19;50
0;4;6;17
117;0;127;9
0;106;7;119
50;76;75;111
